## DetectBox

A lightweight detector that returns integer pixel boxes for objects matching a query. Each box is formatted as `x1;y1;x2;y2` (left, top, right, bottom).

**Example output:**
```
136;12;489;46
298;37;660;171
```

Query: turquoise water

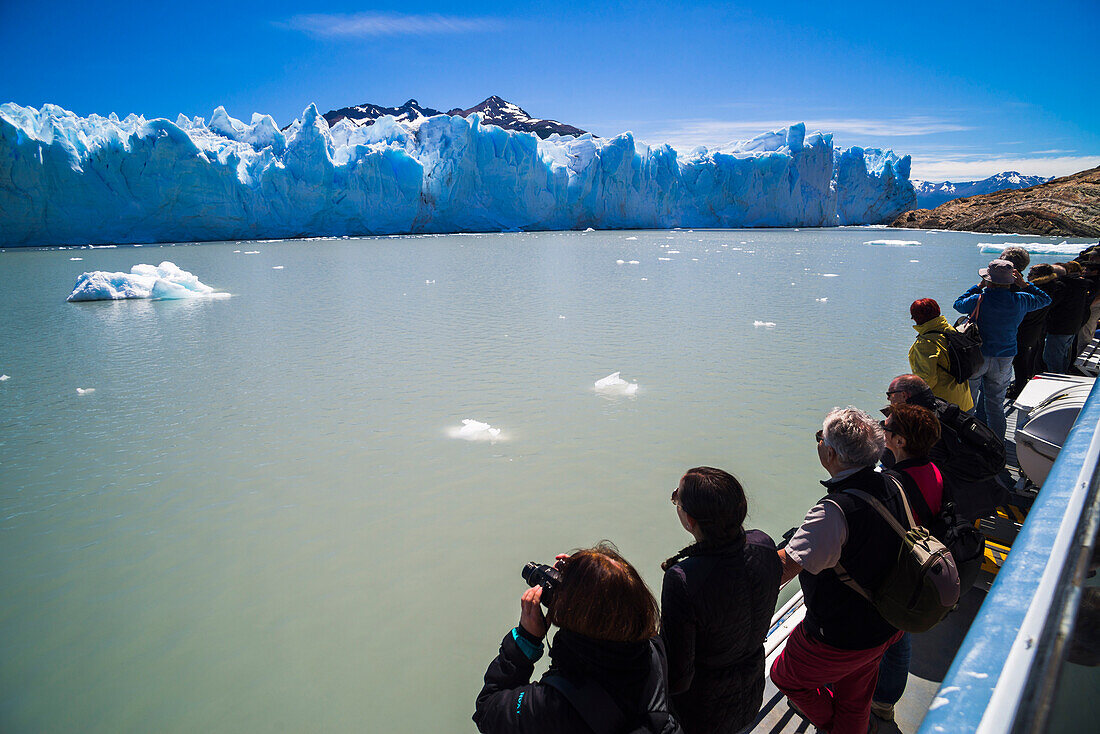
0;228;1091;732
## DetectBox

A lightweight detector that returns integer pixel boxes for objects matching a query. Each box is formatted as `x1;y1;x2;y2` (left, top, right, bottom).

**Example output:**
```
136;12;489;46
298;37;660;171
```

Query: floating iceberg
66;261;224;301
977;242;1086;255
76;387;95;395
753;320;777;328
0;374;10;381
448;419;502;442
1;103;916;247
594;371;639;395
864;239;921;246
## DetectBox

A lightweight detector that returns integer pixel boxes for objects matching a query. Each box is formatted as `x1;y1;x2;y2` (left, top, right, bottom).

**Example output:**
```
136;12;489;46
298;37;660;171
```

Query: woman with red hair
908;298;974;411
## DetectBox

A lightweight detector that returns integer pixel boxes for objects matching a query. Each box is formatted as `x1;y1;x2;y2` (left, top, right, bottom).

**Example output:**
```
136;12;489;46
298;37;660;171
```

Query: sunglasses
671;488;681;507
879;419;897;436
886;389;907;399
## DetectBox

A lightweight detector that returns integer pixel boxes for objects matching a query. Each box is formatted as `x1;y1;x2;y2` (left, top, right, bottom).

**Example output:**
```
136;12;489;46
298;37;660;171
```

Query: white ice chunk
425;279;435;284
69;257;82;260
977;242;1085;255
816;298;827;302
594;371;639;395
272;265;284;269
864;239;921;246
243;250;260;254
0;374;10;381
753;320;777;327
448;419;503;442
67;261;222;301
76;387;95;395
822;273;839;277
625;236;638;240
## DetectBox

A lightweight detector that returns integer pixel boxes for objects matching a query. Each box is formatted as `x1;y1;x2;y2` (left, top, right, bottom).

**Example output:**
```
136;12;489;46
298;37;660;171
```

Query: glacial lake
0;228;1094;733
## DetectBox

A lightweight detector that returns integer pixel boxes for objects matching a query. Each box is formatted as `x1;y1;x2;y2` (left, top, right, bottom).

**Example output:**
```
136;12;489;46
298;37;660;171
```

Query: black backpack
934;400;1006;479
543;638;683;734
927;297;984;383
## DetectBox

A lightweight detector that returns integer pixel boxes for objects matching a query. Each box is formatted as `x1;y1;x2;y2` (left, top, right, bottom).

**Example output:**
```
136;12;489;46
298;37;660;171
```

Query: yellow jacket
909;316;975;411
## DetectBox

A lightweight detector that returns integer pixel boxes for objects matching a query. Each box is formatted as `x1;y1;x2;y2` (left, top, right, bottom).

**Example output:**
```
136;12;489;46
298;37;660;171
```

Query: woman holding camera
473;542;678;734
661;467;782;734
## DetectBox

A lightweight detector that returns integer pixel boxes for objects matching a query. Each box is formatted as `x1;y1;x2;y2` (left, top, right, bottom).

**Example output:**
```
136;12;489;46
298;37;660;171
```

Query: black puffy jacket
473;627;662;734
660;531;782;734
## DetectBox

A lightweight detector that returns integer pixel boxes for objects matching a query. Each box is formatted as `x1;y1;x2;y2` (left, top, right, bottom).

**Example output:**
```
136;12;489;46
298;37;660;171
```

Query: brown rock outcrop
891;166;1100;237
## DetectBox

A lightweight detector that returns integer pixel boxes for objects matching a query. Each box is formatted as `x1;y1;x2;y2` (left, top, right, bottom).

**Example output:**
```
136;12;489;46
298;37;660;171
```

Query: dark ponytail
662;467;748;571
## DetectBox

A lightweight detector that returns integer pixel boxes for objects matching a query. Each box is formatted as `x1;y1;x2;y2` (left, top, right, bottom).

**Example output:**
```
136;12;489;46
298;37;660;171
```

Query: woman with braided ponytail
660;467;782;734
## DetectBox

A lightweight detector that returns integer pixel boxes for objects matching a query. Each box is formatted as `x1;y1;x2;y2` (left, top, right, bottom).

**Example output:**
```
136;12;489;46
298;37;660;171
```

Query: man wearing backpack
771;408;911;734
908;298;975;411
954;259;1051;444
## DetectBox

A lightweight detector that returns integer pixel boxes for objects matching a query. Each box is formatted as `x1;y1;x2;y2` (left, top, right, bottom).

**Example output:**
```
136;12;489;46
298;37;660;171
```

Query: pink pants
770;621;903;734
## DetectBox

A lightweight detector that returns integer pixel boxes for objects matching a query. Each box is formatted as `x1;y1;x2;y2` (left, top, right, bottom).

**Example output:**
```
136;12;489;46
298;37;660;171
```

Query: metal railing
917;379;1100;734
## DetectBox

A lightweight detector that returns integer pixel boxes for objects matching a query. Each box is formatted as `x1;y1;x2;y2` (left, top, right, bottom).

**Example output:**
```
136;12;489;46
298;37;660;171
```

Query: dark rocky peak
323;99;444;128
447;96;588;139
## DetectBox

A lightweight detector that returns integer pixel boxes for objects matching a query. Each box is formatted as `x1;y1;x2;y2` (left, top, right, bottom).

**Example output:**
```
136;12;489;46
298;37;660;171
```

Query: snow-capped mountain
445;96;587;139
321;96;588;139
323;99;443;128
911;171;1051;209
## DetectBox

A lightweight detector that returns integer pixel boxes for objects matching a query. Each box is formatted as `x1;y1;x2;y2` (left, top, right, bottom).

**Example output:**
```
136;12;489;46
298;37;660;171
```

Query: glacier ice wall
0;103;916;247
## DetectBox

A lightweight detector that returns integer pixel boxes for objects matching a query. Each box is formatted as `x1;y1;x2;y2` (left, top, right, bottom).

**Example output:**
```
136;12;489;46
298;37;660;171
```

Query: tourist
661;467;782;734
1077;252;1100;353
954;259;1051;443
906;297;974;411
770;408;907;734
883;374;1005;521
1046;262;1089;372
1010;264;1055;393
998;246;1031;274
473;543;677;733
870;404;942;729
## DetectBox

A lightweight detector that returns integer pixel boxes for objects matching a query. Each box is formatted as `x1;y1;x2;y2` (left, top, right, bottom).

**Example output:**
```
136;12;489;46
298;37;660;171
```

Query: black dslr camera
521;561;563;605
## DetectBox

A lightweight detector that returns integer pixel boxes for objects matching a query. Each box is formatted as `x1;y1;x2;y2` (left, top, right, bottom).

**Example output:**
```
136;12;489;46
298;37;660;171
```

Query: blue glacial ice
67;261;223;301
1;103;916;248
977;241;1087;256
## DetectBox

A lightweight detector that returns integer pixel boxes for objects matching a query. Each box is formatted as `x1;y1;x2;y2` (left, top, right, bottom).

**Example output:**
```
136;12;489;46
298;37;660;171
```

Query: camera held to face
521;561;563;605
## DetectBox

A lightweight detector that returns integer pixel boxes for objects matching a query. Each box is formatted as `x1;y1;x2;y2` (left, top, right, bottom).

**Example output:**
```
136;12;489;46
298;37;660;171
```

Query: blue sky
2;0;1097;181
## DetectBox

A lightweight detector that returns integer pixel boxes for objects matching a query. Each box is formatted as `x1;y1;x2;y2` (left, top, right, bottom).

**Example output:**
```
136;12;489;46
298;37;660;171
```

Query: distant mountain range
911;171;1051;209
322;96;588;139
893;166;1100;237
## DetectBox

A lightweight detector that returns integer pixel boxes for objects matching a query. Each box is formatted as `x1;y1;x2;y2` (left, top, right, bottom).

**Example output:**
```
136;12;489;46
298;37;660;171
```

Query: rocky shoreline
891;166;1100;237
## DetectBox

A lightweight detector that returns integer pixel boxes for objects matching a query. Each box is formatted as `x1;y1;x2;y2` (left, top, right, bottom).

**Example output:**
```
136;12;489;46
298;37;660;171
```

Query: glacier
0;103;916;248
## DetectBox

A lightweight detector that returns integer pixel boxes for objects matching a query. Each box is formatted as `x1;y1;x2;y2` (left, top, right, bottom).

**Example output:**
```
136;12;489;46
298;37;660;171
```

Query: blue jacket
954;284;1051;358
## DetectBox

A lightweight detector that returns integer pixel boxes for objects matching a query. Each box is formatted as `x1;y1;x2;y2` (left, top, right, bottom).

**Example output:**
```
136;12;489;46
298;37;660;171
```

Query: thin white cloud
280;12;504;38
635;117;972;150
909;155;1099;182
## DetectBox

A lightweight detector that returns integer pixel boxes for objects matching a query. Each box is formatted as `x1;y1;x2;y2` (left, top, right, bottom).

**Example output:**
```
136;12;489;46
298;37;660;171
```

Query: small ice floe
76;387;95;395
243;251;260;254
272;266;284;270
595;372;639;395
658;257;672;261
0;374;10;381
910;259;920;263
625;236;638;240
69;257;83;261
667;250;681;254
821;273;839;277
640;277;648;281
67;261;227;302
559;315;566;319
616;259;625;264
864;239;921;246
740;241;748;244
691;258;699;261
448;419;502;442
425;279;435;284
233;250;241;253
815;298;828;303
753;320;777;328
